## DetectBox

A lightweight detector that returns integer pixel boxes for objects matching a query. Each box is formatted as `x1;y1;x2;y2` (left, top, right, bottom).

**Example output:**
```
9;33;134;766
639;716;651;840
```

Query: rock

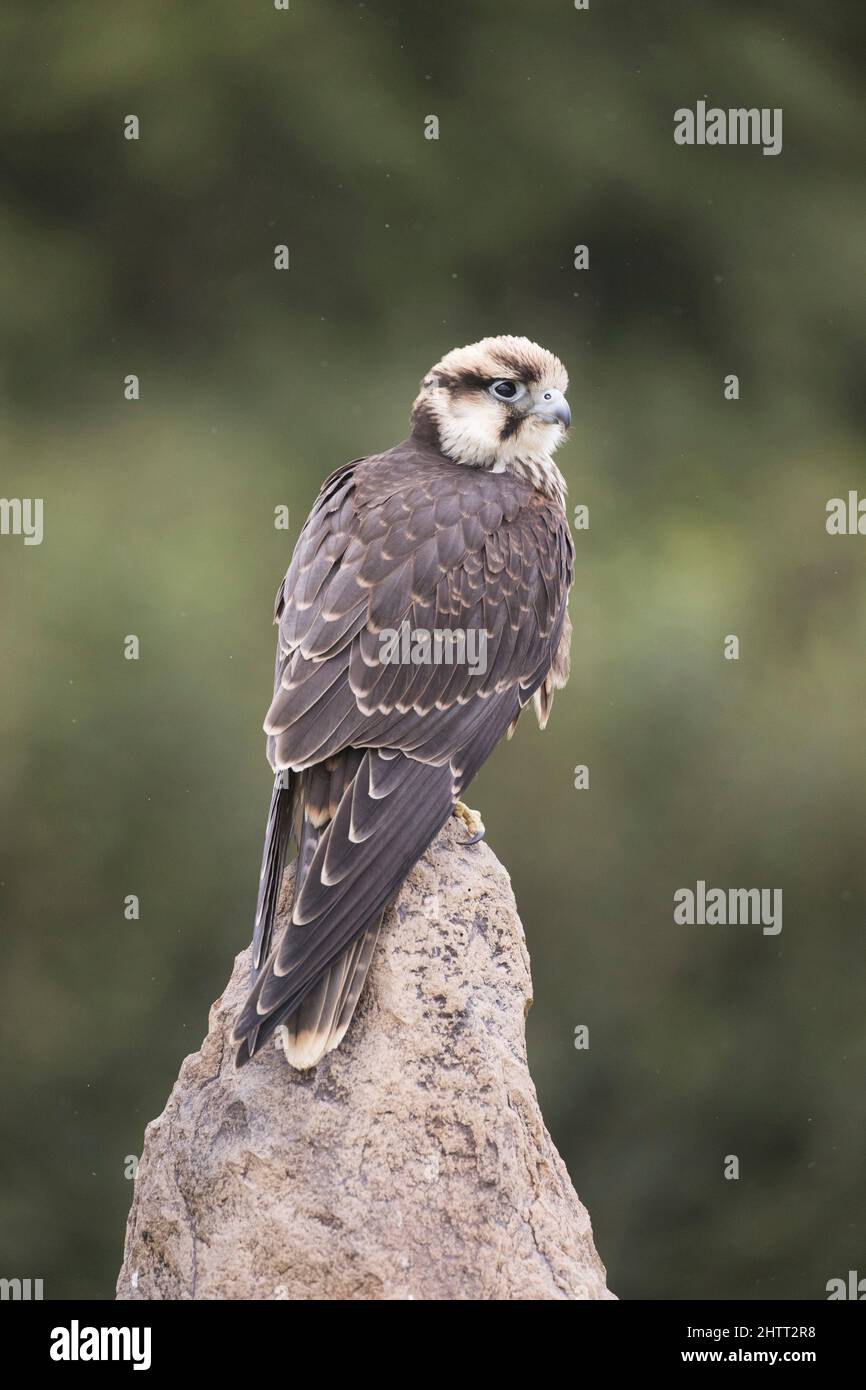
116;817;614;1300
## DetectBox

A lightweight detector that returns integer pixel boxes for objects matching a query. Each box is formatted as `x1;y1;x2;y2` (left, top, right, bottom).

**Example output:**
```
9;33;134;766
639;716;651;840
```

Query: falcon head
411;335;570;492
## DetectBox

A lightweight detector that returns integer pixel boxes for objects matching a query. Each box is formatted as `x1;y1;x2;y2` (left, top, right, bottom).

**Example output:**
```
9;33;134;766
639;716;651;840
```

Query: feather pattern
235;368;574;1070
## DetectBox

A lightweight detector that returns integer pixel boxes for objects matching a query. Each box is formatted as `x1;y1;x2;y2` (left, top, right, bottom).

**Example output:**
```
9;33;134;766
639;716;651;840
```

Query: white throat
432;398;567;505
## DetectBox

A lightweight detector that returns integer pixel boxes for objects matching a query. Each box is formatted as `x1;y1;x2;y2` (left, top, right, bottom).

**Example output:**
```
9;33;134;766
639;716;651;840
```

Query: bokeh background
1;0;864;1300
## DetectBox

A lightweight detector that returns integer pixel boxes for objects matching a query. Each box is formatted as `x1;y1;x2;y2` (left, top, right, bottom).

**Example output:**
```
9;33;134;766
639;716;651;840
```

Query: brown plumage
234;336;574;1069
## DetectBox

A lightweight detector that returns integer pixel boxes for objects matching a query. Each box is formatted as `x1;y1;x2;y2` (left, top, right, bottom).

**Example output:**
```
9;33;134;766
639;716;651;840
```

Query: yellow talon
452;800;486;845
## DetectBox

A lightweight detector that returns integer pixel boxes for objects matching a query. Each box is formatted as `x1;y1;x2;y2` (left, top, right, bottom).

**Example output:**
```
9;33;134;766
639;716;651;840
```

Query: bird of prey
233;335;574;1069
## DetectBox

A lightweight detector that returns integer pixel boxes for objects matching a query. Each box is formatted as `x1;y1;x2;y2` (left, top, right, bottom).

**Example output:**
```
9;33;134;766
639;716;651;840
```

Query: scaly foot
452;800;486;846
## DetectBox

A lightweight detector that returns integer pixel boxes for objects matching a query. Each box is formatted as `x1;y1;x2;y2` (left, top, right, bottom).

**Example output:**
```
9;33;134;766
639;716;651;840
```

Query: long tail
234;747;455;1069
275;912;383;1068
266;752;380;1070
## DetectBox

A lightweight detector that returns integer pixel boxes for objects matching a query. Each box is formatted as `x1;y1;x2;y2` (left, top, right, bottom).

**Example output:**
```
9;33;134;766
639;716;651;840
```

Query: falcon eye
490;379;523;401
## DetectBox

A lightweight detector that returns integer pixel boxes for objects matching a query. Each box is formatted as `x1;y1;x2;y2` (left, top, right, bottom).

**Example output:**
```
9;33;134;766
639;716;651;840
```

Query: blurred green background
1;0;864;1300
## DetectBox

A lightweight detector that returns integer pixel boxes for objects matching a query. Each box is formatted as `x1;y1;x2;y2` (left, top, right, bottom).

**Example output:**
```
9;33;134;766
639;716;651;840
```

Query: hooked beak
531;387;571;429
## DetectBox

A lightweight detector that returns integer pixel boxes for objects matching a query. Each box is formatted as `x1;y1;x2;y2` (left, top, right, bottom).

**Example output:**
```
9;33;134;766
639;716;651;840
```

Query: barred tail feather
276;916;382;1069
234;747;456;1069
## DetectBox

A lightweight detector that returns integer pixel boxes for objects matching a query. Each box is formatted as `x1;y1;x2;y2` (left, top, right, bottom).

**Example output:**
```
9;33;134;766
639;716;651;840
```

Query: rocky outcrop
116;817;613;1300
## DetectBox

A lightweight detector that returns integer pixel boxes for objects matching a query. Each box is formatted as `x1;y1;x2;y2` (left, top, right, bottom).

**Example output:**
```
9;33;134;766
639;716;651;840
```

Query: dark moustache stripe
499;412;525;440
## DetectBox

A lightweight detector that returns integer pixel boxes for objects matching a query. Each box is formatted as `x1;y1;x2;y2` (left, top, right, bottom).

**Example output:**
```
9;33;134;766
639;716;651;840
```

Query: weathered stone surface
117;818;614;1300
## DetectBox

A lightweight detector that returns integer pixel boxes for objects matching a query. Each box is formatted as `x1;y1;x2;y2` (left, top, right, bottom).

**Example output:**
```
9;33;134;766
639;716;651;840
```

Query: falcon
233;336;574;1069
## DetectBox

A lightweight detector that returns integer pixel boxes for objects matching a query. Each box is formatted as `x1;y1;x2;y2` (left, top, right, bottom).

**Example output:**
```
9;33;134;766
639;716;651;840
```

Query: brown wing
234;436;573;1064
